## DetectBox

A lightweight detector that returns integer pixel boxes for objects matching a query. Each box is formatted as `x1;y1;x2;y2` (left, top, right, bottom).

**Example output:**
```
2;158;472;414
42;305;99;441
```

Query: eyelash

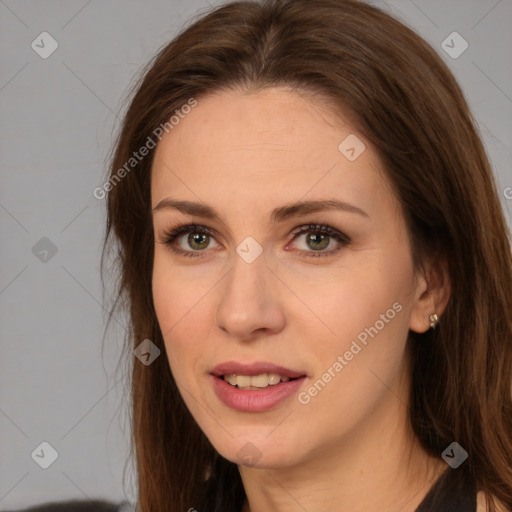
158;222;351;259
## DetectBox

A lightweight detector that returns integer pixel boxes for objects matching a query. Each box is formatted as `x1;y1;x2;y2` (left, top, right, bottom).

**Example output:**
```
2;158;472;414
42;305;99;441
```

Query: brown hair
102;1;512;510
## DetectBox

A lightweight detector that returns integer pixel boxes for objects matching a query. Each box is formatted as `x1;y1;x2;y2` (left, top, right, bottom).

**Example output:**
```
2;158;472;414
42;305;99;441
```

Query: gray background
1;0;511;509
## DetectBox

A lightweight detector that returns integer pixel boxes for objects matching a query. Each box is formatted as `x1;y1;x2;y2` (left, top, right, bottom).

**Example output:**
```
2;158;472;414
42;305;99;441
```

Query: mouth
211;361;307;380
210;372;308;412
219;372;302;390
210;362;308;411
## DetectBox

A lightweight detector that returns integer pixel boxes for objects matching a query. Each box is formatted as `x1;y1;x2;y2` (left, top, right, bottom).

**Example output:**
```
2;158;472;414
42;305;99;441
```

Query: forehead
154;86;356;164
150;87;393;223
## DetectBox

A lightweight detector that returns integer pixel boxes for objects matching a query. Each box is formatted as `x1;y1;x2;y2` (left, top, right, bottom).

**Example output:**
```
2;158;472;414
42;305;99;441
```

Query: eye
158;222;350;259
288;223;350;257
159;224;219;258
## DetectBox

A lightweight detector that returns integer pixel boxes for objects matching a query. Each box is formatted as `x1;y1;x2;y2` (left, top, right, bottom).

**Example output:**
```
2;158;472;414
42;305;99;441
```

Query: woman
102;0;512;511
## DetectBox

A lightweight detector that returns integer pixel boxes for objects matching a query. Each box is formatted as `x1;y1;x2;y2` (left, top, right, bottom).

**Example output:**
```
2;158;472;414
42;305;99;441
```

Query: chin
214;436;302;469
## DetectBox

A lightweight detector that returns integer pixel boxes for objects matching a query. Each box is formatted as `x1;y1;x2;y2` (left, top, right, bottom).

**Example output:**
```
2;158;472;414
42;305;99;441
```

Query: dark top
6;468;477;512
205;460;479;512
2;500;133;512
228;465;478;512
415;467;477;512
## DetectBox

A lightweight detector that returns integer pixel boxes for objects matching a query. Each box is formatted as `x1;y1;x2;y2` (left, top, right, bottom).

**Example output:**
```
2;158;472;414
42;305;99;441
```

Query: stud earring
429;313;439;329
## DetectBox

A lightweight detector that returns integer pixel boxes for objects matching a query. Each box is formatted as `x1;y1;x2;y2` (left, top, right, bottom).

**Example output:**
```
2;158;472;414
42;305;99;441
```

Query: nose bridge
215;243;285;337
223;245;269;308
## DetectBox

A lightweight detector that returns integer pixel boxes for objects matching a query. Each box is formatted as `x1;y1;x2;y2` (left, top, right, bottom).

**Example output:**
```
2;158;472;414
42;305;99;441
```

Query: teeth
223;373;292;389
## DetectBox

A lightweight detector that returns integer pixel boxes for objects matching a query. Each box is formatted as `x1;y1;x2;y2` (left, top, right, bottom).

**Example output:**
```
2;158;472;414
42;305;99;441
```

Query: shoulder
476;491;509;512
4;500;130;512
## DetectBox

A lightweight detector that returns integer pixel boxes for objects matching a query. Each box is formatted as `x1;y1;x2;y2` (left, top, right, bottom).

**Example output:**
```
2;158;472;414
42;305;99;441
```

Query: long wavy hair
101;1;512;510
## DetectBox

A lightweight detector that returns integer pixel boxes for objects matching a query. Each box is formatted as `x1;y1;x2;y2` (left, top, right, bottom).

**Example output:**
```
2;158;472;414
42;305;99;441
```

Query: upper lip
211;361;307;379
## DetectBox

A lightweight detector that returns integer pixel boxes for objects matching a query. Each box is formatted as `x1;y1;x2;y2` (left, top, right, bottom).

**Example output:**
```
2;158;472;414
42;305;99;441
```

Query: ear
409;255;451;334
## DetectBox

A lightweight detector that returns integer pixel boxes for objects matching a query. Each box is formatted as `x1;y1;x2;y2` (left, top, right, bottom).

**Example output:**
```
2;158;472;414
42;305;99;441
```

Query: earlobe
409;257;451;334
409;296;436;334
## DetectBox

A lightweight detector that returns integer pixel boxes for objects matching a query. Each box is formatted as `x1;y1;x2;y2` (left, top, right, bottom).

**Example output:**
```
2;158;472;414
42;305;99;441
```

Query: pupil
307;233;329;250
189;233;209;250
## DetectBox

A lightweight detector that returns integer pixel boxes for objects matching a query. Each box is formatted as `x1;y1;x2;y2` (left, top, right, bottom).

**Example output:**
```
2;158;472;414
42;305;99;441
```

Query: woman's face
150;87;432;469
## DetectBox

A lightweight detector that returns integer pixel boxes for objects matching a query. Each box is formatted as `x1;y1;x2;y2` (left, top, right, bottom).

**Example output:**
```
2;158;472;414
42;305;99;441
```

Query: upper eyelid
163;222;342;239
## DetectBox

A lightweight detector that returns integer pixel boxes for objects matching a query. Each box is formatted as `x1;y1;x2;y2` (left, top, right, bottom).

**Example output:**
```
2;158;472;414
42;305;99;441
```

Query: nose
215;247;286;340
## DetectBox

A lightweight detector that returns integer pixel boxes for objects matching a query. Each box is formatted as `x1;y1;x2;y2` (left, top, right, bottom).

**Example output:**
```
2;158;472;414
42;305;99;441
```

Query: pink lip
210;374;307;412
211;361;307;379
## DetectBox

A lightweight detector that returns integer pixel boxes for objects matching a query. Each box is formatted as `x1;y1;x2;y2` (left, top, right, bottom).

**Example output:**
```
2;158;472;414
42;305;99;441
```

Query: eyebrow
152;198;369;223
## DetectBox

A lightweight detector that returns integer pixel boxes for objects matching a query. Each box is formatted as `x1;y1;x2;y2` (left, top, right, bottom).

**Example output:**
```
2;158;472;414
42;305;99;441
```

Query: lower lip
210;375;307;412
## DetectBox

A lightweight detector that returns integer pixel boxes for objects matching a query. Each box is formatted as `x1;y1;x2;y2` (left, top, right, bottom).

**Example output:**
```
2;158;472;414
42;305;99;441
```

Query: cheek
288;251;413;349
152;250;216;331
297;247;414;396
151;254;211;377
308;280;408;382
152;258;181;335
294;281;411;437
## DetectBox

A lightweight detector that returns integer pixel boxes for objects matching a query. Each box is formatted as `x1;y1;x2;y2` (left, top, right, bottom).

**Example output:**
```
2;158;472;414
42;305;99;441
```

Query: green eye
160;222;350;259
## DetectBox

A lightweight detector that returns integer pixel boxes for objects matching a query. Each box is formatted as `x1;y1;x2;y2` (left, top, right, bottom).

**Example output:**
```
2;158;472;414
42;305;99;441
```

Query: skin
150;87;454;512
